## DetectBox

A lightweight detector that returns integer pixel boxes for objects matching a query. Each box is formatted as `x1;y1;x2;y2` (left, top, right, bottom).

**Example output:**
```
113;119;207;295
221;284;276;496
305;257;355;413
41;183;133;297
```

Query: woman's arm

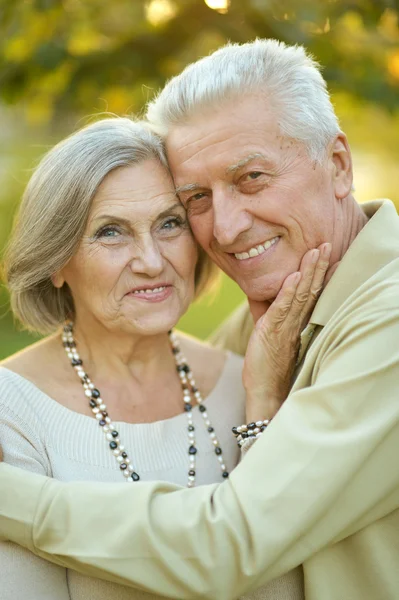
0;389;71;600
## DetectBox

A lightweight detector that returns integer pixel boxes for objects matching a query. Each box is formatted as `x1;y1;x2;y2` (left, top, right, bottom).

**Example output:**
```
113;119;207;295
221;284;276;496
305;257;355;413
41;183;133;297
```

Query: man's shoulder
329;258;399;338
361;256;399;309
209;302;252;357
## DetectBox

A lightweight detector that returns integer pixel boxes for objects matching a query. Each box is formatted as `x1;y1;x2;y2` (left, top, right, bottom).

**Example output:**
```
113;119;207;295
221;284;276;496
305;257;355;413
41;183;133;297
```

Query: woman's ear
51;271;65;288
330;133;353;200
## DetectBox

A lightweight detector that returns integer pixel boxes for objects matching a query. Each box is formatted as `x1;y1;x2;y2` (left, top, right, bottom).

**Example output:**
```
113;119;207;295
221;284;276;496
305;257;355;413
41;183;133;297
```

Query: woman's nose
129;238;164;277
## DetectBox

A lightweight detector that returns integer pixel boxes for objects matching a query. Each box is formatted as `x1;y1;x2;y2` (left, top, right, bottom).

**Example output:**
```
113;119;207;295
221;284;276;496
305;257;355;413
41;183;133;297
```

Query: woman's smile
126;284;173;303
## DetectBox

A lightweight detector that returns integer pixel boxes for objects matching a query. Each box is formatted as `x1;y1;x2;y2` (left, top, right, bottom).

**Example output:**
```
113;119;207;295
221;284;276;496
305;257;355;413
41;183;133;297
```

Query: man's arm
1;306;399;600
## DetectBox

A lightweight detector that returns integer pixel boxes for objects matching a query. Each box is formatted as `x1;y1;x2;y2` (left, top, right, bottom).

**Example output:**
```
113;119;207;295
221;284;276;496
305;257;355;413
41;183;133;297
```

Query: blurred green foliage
1;0;399;122
0;0;399;359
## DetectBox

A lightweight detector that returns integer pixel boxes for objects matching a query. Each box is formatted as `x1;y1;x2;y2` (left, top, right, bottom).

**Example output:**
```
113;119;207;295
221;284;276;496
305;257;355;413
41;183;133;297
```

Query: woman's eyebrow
91;202;184;225
91;215;131;226
156;202;185;219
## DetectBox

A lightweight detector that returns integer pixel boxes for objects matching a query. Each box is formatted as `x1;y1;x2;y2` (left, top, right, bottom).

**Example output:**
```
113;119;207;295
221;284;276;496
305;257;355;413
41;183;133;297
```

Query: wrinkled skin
167;94;365;418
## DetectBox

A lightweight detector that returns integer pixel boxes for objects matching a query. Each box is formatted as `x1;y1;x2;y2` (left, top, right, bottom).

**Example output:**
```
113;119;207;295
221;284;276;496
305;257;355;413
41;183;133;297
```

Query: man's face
167;94;340;301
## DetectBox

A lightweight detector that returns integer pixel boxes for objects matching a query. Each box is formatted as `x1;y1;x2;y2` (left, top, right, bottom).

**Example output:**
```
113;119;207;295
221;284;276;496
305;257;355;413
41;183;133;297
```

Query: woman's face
56;159;198;337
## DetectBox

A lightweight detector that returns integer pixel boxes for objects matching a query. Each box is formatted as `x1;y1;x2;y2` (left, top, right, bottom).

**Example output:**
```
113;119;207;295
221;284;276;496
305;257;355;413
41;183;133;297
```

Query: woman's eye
162;217;183;230
96;226;121;238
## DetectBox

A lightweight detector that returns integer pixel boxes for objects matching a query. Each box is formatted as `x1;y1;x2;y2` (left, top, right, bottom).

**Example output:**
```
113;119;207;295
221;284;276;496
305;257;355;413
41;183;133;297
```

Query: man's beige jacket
1;200;399;600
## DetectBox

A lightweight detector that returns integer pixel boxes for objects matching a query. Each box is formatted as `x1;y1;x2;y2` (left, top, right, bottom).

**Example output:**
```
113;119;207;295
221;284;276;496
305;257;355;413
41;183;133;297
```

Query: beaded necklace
62;323;229;486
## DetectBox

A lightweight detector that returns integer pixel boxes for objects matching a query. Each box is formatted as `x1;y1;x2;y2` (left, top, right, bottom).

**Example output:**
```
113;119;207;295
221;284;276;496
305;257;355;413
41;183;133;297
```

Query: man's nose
129;237;164;277
212;190;253;247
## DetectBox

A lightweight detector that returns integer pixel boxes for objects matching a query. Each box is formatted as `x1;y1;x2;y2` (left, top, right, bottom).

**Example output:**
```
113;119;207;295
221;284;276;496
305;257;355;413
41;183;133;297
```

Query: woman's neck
71;318;176;387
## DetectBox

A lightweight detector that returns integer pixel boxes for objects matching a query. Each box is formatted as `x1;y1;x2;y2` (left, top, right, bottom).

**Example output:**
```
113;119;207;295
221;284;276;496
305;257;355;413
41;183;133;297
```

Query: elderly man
1;40;398;600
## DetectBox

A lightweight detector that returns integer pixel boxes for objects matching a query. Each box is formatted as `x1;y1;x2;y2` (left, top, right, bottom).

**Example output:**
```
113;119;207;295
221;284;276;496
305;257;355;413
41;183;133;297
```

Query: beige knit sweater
0;356;303;600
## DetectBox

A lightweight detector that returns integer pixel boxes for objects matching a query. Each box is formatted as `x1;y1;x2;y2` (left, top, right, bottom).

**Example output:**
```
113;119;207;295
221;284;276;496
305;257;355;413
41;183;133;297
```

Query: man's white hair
147;38;341;161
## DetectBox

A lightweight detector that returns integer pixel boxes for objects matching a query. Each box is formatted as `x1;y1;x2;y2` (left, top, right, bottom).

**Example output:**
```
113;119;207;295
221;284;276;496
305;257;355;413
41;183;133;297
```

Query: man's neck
325;195;369;286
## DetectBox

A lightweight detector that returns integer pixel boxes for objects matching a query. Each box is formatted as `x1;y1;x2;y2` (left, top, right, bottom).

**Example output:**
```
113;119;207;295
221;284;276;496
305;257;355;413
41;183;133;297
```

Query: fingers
263;243;331;334
296;243;331;324
251;243;331;333
257;271;301;331
310;243;331;298
296;248;321;305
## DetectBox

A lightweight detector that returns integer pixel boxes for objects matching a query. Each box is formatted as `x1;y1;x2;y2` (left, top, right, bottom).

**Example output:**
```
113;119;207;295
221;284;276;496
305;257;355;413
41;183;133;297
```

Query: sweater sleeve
0;374;71;600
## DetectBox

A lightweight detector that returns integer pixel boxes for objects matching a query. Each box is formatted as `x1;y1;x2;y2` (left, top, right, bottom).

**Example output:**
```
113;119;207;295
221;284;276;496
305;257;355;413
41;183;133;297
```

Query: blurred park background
1;0;399;359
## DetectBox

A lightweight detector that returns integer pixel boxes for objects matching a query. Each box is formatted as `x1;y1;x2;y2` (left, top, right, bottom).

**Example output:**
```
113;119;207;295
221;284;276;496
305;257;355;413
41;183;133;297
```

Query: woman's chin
122;312;180;337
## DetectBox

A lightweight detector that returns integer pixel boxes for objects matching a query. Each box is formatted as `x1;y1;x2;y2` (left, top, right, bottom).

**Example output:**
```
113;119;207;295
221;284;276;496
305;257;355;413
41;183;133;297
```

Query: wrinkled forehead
165;95;292;174
88;160;179;219
166;128;297;191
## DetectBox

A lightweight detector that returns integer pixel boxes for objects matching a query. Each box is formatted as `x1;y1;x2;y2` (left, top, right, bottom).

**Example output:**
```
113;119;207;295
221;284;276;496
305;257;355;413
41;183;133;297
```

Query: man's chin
237;278;281;304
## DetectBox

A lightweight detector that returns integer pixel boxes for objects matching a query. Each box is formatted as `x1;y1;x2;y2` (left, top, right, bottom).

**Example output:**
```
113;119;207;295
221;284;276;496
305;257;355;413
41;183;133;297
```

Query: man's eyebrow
226;153;269;174
175;154;270;194
175;183;203;195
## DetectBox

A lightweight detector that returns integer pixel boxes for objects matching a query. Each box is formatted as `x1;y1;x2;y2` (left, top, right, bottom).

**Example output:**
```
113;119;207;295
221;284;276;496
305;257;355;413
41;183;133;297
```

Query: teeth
234;237;279;261
133;286;166;295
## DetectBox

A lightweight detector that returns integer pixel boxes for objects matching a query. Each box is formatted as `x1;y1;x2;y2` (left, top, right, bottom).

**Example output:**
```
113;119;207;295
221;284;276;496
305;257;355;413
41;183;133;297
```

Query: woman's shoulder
1;335;64;387
0;336;67;411
176;329;225;360
0;364;44;413
177;329;241;370
176;330;244;403
2;334;51;367
177;329;244;363
0;345;57;477
209;301;253;356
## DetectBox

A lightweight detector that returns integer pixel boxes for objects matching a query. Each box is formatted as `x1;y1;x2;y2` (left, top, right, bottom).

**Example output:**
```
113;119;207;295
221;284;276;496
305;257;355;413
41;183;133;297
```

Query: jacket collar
310;199;399;327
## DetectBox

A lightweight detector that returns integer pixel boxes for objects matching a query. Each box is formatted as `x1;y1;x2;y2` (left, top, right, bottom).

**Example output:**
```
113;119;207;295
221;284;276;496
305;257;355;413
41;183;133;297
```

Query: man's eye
188;192;207;202
245;171;263;181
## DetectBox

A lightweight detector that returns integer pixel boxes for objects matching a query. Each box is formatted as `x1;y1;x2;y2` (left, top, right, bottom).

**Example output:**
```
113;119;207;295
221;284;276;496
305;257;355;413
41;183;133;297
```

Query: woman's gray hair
4;117;217;334
147;39;341;161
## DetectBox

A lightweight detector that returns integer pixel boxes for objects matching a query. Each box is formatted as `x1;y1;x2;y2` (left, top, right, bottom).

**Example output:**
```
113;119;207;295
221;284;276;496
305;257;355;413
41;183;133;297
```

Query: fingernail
322;243;332;257
312;249;320;263
294;272;301;283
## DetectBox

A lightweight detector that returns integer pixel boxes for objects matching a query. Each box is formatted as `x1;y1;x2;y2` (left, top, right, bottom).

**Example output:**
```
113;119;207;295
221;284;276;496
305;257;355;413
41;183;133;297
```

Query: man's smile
233;236;280;261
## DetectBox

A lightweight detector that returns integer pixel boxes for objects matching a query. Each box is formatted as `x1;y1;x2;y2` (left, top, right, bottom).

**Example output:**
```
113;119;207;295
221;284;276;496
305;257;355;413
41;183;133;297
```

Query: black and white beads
62;324;228;486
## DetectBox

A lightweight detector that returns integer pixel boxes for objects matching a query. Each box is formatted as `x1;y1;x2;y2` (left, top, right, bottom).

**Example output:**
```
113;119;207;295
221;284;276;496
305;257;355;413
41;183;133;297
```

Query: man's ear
330;133;353;200
51;271;65;288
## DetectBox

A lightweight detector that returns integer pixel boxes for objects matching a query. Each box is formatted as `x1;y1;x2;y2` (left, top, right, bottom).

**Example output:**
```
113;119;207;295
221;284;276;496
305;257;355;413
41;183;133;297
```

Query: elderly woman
0;117;247;599
0;117;327;600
